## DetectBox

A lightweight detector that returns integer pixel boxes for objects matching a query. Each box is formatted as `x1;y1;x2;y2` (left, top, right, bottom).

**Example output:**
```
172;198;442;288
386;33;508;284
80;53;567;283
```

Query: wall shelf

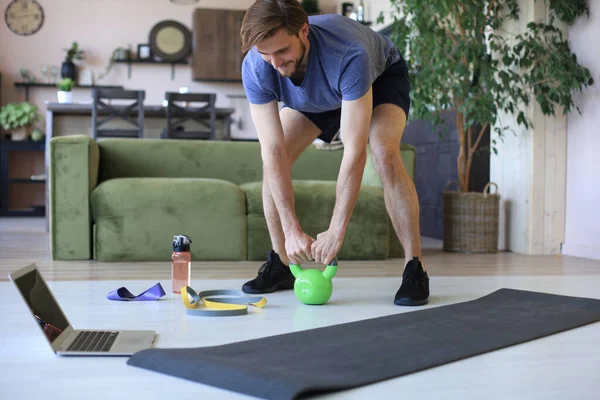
9;178;45;183
114;58;189;81
14;83;124;101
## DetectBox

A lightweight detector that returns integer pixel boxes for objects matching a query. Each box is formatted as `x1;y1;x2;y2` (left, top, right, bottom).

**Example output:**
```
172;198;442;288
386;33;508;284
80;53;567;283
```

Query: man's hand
311;229;343;265
285;228;315;265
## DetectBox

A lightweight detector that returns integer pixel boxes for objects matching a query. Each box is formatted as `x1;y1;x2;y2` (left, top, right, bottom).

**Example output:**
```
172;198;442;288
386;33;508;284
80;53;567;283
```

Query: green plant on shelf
97;46;129;80
57;78;74;92
63;41;85;63
0;102;40;131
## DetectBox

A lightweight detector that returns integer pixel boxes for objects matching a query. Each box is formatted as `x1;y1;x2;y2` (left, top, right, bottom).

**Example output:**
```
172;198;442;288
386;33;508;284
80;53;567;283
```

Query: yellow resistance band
181;286;267;316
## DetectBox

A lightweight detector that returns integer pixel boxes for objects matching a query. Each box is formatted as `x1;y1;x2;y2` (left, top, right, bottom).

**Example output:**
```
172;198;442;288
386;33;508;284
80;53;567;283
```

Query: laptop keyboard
66;331;119;352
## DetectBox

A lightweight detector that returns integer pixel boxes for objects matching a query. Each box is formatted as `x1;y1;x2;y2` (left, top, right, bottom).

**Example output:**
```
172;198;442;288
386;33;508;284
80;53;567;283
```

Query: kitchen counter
45;102;235;118
43;102;235;145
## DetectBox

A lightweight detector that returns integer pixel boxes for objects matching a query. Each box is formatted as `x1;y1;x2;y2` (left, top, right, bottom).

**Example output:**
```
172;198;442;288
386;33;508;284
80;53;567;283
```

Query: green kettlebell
289;259;338;305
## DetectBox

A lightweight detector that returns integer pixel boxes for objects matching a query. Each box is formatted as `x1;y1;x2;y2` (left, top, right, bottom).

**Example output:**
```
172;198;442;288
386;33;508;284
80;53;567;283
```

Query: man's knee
371;143;404;183
369;104;408;183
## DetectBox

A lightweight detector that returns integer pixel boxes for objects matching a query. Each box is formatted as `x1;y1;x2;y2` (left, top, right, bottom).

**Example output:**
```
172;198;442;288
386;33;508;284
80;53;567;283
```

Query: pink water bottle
171;234;192;294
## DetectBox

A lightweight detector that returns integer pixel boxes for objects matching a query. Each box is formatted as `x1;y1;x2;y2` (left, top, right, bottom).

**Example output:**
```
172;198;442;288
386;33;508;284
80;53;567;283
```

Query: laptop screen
13;268;70;343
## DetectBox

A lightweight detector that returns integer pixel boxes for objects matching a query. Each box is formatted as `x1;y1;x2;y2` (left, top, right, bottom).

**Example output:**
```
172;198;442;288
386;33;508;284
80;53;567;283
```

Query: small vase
61;61;76;80
57;91;73;103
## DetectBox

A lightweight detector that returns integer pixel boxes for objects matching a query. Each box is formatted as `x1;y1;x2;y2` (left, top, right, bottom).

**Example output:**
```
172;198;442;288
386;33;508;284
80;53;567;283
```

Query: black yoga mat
127;288;600;400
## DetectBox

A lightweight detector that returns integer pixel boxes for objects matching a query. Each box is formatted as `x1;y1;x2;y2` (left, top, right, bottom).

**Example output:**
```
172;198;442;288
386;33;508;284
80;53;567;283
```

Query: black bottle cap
173;234;192;252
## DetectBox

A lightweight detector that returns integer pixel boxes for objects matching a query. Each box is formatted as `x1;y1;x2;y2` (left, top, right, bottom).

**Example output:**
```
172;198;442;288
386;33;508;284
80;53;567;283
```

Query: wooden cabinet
192;8;247;82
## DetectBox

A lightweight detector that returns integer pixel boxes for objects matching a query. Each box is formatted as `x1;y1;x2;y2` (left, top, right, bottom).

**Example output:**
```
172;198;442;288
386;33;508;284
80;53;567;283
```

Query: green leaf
517;111;530;129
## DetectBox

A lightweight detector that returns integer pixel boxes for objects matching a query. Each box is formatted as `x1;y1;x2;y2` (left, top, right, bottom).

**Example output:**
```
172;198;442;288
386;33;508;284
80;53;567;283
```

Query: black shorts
293;59;411;143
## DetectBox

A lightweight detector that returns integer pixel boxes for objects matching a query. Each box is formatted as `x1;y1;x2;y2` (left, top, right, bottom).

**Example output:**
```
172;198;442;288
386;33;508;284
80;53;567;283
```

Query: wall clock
5;0;44;36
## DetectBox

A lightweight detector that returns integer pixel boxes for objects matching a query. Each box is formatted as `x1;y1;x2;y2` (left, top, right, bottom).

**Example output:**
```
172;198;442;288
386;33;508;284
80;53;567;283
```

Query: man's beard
279;40;306;78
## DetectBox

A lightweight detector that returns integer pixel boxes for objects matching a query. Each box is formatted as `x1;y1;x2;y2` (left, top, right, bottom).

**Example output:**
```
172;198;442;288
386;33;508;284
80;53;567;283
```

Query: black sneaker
394;257;430;306
241;250;295;294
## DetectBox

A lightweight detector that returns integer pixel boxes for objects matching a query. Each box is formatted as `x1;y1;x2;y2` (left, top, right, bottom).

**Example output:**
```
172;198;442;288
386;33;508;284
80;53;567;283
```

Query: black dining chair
91;89;145;139
161;92;217;140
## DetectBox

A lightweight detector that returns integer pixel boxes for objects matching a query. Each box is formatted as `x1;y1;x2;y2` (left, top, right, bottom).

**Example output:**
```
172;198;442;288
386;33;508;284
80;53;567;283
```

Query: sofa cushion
241;181;390;261
90;178;247;261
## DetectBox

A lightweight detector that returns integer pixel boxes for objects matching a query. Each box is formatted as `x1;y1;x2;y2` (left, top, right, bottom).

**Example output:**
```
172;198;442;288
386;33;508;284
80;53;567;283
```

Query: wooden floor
1;217;599;281
2;217;600;400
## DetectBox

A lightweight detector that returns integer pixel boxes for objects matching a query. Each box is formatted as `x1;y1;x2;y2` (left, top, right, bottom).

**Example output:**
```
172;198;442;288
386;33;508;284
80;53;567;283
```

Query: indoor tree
378;0;594;192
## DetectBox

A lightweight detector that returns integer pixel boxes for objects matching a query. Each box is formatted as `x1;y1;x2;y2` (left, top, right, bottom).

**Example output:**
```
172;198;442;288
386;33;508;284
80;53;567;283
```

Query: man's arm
248;100;313;263
331;87;373;234
311;87;373;264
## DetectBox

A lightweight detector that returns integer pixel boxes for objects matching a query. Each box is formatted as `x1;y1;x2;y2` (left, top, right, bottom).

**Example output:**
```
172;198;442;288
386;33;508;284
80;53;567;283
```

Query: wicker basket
442;182;500;253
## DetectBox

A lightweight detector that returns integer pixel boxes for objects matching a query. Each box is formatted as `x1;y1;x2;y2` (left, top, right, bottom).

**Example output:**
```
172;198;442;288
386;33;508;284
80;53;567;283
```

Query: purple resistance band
107;283;166;301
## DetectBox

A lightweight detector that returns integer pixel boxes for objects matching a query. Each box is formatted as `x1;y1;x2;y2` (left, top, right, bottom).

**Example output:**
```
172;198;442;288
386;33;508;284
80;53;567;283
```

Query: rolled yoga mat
127;288;600;400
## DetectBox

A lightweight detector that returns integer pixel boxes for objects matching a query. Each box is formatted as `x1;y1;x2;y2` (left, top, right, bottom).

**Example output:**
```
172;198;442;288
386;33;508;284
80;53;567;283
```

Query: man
239;0;429;306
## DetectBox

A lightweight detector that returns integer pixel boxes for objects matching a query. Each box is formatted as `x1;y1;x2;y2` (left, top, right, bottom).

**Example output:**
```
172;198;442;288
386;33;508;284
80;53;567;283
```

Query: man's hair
240;0;308;53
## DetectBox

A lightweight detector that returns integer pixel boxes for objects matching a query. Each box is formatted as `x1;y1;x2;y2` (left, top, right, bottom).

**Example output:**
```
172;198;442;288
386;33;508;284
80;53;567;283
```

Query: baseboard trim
561;243;600;261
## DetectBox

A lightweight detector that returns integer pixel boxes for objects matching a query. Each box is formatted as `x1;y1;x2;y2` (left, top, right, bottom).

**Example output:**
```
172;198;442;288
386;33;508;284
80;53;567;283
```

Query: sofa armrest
49;135;99;259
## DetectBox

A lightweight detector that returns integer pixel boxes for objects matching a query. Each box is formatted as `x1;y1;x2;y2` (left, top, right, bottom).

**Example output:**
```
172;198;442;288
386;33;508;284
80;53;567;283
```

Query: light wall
0;0;362;139
562;0;600;260
0;0;252;110
491;0;565;255
489;0;599;258
0;0;343;113
367;0;395;30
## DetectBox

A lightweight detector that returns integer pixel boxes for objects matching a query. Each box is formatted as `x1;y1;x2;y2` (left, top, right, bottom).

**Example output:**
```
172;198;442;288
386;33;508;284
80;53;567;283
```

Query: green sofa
49;135;416;261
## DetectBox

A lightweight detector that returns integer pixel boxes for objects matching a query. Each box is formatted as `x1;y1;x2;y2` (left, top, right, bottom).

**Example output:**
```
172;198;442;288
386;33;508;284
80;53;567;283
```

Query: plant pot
61;61;76;81
10;124;33;141
114;48;129;60
442;182;500;253
57;91;73;103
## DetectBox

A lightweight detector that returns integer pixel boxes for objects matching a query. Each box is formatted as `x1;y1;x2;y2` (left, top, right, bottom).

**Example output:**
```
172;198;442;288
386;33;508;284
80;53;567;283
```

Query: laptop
9;263;156;356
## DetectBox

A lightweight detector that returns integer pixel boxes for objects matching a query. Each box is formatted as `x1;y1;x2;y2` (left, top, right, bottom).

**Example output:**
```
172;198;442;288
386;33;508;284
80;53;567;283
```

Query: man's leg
369;104;422;267
242;107;322;294
368;103;429;305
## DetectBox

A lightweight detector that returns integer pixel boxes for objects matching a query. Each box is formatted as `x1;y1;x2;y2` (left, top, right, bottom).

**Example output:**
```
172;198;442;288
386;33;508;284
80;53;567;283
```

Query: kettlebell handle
289;258;338;280
289;257;338;268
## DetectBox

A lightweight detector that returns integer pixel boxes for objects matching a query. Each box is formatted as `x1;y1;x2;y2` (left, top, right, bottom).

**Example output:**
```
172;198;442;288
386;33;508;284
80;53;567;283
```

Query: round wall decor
149;20;192;62
5;0;44;36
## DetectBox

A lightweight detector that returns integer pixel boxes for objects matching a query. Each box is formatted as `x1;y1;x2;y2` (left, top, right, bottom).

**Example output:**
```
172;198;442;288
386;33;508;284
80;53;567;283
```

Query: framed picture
137;44;152;60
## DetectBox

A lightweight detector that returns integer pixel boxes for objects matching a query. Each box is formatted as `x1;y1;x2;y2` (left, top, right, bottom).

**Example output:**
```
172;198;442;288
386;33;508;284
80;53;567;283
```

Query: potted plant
0;102;41;141
379;0;594;252
61;41;85;81
97;46;130;80
57;78;74;103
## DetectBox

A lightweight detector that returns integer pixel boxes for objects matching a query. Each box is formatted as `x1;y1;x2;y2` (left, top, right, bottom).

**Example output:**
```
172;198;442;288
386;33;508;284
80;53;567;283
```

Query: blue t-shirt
242;14;403;113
